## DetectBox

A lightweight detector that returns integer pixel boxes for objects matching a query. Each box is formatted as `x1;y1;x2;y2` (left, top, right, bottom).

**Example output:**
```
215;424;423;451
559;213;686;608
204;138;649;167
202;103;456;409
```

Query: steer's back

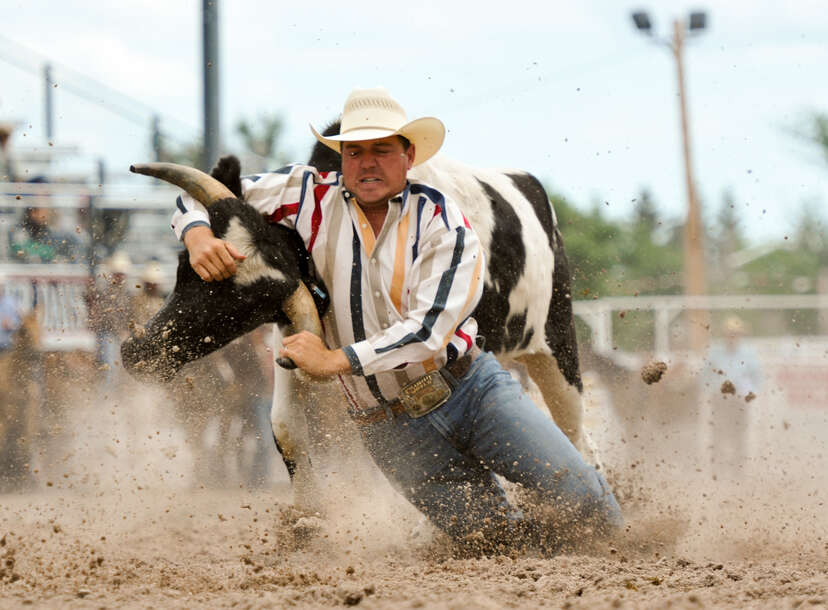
410;157;559;359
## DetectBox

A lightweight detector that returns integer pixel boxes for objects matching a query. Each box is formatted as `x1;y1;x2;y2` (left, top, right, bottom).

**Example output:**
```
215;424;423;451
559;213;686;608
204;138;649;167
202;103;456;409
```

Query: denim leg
360;352;622;543
361;412;522;541
435;353;623;534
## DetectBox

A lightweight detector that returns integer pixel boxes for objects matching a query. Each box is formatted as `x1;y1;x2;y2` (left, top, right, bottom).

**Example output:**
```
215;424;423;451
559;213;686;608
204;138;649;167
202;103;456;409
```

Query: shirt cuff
180;220;211;241
342;343;367;376
174;211;211;240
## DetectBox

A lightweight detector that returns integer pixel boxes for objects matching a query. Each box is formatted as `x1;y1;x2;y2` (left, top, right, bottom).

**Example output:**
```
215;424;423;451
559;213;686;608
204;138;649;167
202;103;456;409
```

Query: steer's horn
130;162;235;206
276;282;324;370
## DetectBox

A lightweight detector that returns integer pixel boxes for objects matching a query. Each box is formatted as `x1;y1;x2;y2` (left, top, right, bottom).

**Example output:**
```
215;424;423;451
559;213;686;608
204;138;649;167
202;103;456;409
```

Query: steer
122;142;596;508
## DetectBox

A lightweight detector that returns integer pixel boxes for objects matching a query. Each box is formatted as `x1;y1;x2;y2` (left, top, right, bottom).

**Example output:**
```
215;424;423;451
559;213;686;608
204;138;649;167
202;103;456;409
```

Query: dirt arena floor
1;370;826;609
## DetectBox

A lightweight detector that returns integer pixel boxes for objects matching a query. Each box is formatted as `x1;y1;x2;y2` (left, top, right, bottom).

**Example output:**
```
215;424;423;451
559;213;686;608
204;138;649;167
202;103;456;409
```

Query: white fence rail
574;294;828;359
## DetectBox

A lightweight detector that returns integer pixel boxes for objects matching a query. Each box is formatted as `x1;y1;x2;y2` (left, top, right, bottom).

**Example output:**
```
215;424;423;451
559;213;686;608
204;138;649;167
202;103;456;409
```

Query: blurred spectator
8;177;83;264
91;209;130;259
0;121;18;182
9;184;57;263
132;261;166;325
87;251;134;383
704;315;763;475
0;282;21;352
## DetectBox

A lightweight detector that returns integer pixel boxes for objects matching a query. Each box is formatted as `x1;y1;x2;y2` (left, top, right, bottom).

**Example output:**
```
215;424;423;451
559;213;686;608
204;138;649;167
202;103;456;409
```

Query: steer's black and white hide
122;135;597;512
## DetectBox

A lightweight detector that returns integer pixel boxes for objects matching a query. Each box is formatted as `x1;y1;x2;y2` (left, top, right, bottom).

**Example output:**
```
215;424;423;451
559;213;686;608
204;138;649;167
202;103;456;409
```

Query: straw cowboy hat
723;315;747;336
310;87;445;167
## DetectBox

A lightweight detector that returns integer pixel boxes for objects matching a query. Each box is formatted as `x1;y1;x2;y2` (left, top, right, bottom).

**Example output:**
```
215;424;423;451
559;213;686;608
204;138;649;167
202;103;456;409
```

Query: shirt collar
341;181;410;210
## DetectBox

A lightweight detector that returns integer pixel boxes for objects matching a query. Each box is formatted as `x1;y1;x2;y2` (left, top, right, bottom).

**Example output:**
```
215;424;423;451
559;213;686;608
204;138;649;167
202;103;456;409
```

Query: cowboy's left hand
280;331;350;377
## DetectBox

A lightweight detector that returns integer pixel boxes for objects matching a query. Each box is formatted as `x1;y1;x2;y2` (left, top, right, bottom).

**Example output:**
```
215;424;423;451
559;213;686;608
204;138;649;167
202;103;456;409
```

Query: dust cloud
1;359;826;609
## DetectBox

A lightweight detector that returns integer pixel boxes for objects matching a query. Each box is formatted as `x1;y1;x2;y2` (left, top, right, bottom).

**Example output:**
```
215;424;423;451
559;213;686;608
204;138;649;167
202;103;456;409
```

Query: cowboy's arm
278;332;350;377
171;164;317;281
344;207;485;377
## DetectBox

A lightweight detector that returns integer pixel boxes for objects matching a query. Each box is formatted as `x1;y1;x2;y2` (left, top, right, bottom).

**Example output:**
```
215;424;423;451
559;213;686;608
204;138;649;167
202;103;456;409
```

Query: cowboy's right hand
183;225;246;282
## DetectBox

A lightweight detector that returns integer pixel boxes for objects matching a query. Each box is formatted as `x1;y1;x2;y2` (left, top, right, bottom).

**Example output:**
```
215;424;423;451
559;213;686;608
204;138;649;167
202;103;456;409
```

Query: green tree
806;112;828;165
553;189;684;299
235;113;290;171
631;188;659;236
236;114;284;161
153;113;289;171
157;137;204;167
553;194;621;299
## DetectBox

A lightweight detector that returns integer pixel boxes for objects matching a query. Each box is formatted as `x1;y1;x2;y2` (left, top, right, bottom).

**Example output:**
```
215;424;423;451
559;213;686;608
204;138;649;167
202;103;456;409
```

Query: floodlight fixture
688;11;707;31
632;11;652;33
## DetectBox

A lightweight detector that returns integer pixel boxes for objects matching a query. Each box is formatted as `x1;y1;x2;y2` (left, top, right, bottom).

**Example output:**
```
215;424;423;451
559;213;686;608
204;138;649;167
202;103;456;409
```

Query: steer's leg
515;352;601;469
270;369;323;513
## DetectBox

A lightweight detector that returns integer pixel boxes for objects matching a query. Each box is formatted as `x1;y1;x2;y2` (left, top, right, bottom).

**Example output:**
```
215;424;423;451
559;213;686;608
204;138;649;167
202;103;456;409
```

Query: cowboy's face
341;136;415;208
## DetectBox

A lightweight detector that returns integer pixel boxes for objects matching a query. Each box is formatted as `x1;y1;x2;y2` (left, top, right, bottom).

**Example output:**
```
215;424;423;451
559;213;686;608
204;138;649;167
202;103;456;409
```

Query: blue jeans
359;352;622;546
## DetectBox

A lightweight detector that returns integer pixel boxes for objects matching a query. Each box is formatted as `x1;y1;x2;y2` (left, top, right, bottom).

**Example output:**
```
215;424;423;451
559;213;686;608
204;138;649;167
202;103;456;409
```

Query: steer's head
121;162;323;382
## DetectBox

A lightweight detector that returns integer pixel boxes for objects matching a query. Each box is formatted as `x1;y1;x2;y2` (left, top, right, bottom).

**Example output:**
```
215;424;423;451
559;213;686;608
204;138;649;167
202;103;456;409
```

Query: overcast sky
2;0;826;245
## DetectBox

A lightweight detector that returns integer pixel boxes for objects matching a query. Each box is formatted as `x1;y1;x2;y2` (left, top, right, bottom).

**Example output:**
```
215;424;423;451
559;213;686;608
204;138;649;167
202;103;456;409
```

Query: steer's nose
120;336;179;383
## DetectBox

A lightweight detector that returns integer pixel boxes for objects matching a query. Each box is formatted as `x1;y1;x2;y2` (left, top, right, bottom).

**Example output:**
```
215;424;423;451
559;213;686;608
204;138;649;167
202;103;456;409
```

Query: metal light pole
632;10;709;352
202;0;220;172
44;63;54;141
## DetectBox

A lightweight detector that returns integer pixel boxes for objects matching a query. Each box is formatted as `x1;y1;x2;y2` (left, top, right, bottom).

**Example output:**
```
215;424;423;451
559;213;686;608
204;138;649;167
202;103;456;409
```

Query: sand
1;370;826;609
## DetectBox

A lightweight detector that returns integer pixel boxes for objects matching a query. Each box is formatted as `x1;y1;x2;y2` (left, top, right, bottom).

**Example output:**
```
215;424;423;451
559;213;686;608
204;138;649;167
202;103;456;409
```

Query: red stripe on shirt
308;184;331;253
432;205;442;218
462;213;471;229
455;327;473;351
269;202;299;223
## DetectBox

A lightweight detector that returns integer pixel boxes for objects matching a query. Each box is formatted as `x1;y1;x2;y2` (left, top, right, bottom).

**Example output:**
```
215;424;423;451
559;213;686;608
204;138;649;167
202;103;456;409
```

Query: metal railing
574;294;828;363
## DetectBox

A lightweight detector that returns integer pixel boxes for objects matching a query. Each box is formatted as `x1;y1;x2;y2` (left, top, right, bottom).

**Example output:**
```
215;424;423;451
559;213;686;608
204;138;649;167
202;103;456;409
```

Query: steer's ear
210;155;243;198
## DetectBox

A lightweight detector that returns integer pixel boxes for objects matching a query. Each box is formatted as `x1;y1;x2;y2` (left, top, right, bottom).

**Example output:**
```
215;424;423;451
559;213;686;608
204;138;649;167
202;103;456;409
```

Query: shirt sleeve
170;164;320;239
344;198;485;376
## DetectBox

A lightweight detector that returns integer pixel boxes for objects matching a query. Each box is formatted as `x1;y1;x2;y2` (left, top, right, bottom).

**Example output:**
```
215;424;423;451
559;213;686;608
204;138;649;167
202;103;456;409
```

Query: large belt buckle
399;370;452;418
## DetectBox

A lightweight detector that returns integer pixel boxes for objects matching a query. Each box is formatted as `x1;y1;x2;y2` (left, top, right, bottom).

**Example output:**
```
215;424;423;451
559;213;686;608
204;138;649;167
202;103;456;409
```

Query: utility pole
632;10;709;352
672;18;708;352
202;0;220;172
44;63;54;142
151;114;162;162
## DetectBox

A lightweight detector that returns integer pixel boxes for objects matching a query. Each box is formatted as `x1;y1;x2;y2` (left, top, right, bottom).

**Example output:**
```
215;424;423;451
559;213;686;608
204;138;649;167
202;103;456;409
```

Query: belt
350;345;481;426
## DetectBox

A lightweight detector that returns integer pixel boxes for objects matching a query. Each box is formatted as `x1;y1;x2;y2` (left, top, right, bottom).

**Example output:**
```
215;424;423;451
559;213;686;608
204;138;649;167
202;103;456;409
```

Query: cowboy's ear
406;144;416;169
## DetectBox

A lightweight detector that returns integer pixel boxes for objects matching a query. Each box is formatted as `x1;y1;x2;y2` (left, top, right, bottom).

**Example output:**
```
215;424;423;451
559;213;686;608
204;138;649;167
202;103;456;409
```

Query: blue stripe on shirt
413;195;427;262
375;226;466;354
410;183;449;229
181;220;210;239
296;170;314;219
349;228;388;402
243;166;293;182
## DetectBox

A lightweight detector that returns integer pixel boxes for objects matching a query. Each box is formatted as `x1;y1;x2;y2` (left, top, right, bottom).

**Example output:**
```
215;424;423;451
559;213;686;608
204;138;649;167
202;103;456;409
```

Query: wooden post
673;19;709;352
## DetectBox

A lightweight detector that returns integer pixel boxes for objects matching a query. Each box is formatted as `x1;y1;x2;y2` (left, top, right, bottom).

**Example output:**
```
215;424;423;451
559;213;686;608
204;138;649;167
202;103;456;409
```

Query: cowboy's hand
183;225;246;282
280;331;350;378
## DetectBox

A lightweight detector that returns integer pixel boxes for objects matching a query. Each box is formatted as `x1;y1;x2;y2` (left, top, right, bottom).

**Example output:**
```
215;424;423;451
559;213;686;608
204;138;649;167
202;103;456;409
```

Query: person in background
9;181;57;264
0;121;18;183
704;315;763;476
0;281;21;352
87;251;134;384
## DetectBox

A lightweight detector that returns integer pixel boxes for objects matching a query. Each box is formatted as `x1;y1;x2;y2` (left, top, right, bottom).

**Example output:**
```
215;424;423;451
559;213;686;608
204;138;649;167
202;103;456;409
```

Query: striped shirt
171;164;485;411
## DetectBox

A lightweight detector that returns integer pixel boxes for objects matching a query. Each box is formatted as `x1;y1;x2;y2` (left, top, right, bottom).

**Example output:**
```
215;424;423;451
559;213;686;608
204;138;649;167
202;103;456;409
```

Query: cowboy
173;87;622;549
